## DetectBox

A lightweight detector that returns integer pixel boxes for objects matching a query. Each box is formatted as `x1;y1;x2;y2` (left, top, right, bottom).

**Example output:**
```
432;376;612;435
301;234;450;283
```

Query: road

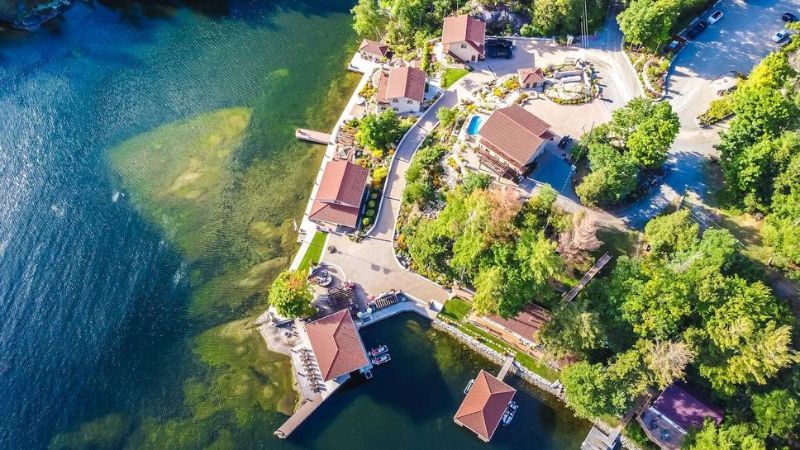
614;0;800;228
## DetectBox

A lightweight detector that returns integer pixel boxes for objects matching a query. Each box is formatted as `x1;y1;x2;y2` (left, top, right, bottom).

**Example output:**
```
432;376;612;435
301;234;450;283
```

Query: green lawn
439;297;471;322
297;231;327;272
460;322;559;381
442;68;469;88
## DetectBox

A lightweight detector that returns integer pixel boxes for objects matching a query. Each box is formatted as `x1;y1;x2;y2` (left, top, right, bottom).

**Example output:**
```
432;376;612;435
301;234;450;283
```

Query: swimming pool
466;115;482;135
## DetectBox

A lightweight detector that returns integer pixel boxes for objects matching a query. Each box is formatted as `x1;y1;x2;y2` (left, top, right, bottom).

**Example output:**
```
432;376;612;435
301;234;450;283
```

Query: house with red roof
637;383;724;450
371;66;426;114
472;303;552;351
442;14;486;63
476;104;554;179
304;310;371;382
309;159;369;230
518;67;546;90
358;39;391;62
453;370;516;442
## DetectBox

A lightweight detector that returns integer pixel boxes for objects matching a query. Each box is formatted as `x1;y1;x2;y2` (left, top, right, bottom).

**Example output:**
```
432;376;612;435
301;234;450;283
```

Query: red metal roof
385;66;426;103
478;104;551;170
454;370;515;441
358;39;390;57
442;15;486;56
652;383;724;431
305;310;369;381
309;160;368;228
487;303;552;340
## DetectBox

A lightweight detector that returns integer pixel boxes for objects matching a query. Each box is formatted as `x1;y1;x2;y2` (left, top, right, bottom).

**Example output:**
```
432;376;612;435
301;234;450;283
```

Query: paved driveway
613;0;800;228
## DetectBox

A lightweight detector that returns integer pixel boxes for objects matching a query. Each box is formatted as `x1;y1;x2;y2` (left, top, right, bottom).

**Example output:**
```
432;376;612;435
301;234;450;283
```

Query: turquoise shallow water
0;1;588;448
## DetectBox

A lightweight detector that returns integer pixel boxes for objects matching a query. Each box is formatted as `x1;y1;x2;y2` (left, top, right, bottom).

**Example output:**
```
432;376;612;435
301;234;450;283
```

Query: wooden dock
562;253;612;304
296;128;331;145
275;398;323;439
496;355;515;381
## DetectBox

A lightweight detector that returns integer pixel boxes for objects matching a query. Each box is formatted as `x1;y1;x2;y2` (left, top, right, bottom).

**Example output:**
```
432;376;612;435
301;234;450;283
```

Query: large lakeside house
304;310;372;382
308;159;369;230
472;303;552;352
476;104;555;180
442;14;486;63
454;370;516;442
372;65;426;114
637;383;724;450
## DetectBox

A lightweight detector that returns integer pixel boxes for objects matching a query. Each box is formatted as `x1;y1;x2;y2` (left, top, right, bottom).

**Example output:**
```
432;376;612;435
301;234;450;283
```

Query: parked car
708;10;723;24
779;36;793;48
663;37;685;54
782;12;798;22
485;38;513;49
486;46;512;59
687;21;708;39
557;136;572;149
772;29;790;43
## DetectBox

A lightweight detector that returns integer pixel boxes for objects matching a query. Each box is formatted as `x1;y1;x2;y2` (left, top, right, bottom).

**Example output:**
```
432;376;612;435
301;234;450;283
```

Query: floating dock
497;355;515;381
275;398;324;439
296;128;331;145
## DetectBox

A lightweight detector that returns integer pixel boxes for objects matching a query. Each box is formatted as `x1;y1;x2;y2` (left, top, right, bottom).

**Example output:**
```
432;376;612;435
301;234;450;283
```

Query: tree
532;0;580;36
436;106;458;129
620;263;692;340
643;340;695;388
356;110;406;153
267;271;314;318
557;211;603;267
351;0;388;38
576;146;639;206
618;0;679;49
685;422;765;450
751;389;800;439
538;301;605;359
643;209;699;256
625;101;679;168
472;266;504;316
561;361;632;419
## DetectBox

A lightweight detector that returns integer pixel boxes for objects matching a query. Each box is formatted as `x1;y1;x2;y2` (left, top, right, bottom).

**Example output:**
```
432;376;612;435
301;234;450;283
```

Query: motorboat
369;345;388;356
371;353;391;365
501;401;518;426
463;378;475;394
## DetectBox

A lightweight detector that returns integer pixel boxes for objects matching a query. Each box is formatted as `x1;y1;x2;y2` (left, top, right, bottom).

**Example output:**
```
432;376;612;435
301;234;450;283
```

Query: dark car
663;37;685;54
485;38;513;49
486;46;512;59
782;12;798;22
779;36;793;48
557;136;572;149
687;20;708;39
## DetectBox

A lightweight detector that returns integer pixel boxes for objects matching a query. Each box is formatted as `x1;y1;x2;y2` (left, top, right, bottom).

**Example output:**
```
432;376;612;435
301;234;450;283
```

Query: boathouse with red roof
304;310;371;382
453;369;516;442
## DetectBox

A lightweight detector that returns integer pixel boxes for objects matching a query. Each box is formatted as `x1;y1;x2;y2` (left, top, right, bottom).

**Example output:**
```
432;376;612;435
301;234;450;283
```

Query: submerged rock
0;0;75;31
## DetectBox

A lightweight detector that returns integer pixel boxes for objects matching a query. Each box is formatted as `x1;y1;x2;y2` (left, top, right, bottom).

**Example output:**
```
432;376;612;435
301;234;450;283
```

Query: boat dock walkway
496;355;515;381
295;128;332;145
275;397;324;439
562;252;612;304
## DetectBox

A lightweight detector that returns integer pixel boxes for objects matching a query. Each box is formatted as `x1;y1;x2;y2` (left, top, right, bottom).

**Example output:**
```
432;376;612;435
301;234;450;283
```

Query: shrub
366;209;375;217
370;192;378;200
362;217;371;226
520;23;536;37
368;200;376;208
371;165;388;187
697;96;734;126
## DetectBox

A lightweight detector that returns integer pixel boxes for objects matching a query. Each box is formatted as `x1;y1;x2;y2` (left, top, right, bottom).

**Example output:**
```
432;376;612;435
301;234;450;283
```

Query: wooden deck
296;128;332;145
496;354;515;381
562;253;612;304
274;399;323;439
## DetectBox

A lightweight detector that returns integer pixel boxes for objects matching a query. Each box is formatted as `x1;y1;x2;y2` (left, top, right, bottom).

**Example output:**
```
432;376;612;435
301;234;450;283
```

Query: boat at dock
371;353;391;365
463;378;475;394
501;401;518;426
369;345;388;356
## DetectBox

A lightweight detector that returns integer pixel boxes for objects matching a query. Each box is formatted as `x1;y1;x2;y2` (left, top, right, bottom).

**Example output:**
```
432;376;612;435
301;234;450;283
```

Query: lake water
0;1;588;448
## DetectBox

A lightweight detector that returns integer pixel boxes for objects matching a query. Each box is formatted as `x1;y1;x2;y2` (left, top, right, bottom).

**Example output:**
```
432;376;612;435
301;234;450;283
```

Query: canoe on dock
296;128;331;145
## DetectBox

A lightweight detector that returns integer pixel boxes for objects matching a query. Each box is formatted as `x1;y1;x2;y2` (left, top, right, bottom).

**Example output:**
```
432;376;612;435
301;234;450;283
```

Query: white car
708;10;723;24
772;29;790;42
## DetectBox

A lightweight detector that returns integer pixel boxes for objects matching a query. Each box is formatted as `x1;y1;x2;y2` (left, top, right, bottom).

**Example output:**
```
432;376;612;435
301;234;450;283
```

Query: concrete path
322;92;457;303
